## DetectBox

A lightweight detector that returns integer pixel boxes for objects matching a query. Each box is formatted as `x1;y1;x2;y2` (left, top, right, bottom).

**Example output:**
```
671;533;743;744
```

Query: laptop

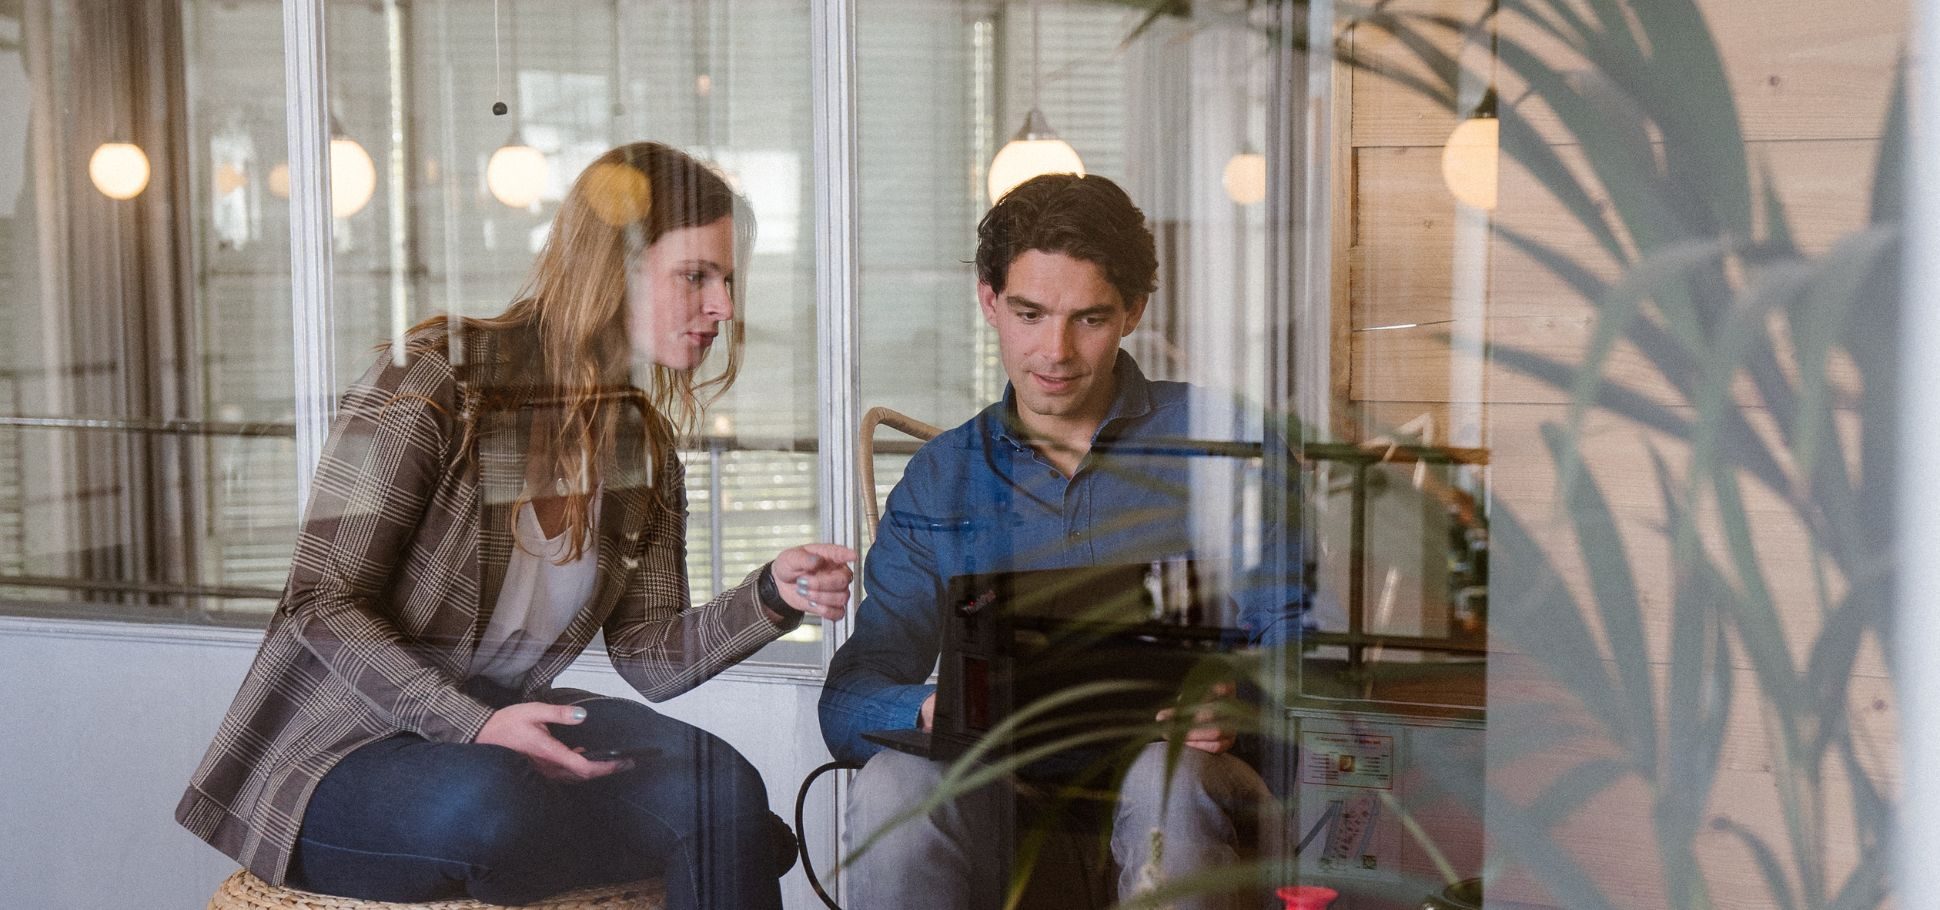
862;559;1242;782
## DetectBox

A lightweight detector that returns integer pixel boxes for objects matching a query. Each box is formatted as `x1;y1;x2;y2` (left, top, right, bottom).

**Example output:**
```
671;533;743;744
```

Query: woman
176;142;854;909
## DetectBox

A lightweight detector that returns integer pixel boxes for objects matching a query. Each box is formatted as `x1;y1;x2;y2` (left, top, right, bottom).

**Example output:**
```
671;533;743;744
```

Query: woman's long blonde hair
411;142;747;561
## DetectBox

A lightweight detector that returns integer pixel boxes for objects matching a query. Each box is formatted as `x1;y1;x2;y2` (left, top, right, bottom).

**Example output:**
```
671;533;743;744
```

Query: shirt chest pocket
884;508;1050;574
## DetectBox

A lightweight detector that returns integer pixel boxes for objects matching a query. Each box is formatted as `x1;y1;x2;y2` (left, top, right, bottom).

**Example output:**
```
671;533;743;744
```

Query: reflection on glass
0;0;296;618
1329;0;1904;906
324;0;818;662
850;3;1305;907
327;132;376;218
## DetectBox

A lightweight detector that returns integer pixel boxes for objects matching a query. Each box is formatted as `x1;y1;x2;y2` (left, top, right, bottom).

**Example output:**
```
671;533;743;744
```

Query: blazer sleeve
282;347;496;744
603;449;784;702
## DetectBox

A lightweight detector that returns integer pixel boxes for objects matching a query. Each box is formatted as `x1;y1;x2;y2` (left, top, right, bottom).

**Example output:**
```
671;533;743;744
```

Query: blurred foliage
853;2;1903;908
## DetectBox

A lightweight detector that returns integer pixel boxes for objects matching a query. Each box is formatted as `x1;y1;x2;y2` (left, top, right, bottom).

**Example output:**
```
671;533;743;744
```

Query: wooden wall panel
1349;0;1905;149
1347;0;1488;149
1346;140;1877;408
1483;402;1875;674
1333;0;1902;904
1481;652;1889;910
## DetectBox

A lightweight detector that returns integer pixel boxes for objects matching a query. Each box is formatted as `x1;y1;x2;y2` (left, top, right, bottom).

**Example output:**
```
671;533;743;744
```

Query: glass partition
318;0;822;662
0;0;827;663
1310;0;1903;906
0;0;1913;906
0;0;295;622
849;1;1903;909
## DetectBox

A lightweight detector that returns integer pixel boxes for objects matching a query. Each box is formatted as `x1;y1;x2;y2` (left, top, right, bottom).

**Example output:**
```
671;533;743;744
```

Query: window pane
851;0;1303;891
1331;0;1902;906
323;0;820;663
0;0;295;620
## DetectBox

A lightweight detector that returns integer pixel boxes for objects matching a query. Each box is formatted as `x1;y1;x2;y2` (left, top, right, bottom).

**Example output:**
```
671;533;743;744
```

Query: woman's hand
1156;682;1239;755
476;702;629;782
770;543;858;622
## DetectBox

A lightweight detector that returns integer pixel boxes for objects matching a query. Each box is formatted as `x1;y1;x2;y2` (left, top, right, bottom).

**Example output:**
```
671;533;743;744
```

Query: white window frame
277;0;867;667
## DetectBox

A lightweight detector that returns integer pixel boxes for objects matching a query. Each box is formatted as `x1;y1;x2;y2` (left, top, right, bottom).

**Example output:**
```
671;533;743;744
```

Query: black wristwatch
757;561;804;629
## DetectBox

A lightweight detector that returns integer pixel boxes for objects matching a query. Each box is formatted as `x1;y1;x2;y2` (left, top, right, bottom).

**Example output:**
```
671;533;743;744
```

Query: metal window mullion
809;2;861;906
811;0;860;664
283;0;337;509
1898;0;1940;897
1260;0;1307;881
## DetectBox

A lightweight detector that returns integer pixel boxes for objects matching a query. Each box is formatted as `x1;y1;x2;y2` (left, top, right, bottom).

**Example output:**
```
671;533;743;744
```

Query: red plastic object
1276;884;1340;910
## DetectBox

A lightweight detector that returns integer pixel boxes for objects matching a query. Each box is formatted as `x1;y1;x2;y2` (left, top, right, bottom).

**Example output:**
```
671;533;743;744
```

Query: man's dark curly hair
975;173;1159;307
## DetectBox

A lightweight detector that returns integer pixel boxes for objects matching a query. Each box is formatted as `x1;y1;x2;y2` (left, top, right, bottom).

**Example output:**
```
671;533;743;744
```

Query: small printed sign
1300;731;1396;790
1317;792;1383;872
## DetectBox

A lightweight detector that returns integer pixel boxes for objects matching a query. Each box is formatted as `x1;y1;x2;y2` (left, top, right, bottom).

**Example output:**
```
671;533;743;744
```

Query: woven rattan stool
206;870;665;910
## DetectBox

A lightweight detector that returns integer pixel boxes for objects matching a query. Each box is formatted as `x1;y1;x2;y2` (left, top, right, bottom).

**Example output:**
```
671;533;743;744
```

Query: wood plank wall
1329;1;1904;906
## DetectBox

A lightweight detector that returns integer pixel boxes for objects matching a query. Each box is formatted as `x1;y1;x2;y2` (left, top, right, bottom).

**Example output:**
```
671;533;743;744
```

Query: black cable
795;759;861;910
793;758;1333;910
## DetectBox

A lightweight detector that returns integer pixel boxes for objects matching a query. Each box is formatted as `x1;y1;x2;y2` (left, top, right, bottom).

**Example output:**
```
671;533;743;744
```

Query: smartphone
580;745;657;763
551;698;659;764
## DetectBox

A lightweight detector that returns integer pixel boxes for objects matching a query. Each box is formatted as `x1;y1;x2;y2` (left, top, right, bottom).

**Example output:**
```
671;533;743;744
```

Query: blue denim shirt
819;353;1307;764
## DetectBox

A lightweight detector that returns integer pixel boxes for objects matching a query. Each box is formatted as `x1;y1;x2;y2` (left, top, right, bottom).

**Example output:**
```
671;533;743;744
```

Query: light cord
1029;0;1042;112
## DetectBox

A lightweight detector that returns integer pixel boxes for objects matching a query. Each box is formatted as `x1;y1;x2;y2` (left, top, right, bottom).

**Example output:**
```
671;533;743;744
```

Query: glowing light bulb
89;142;151;200
986;109;1084;204
582;161;651;226
214;162;248;196
330;136;376;217
1440;116;1498;211
487;138;548;209
1222;151;1267;206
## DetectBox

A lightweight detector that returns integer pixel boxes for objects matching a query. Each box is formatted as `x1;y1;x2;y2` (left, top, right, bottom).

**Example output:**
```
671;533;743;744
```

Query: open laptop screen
934;560;1245;781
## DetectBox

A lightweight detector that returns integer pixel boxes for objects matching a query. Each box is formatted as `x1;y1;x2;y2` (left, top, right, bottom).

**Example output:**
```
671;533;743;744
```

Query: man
820;173;1306;910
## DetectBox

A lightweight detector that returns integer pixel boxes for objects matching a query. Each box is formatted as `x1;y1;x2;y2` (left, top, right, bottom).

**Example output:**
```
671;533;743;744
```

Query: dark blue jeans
288;698;794;909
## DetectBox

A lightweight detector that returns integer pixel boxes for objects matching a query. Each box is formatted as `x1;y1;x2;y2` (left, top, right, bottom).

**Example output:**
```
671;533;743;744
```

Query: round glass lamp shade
214;163;248;196
1222;151;1267;205
1440;116;1499;211
330;136;377;218
487;141;548;209
987;137;1085;204
89;142;151;200
267;162;291;199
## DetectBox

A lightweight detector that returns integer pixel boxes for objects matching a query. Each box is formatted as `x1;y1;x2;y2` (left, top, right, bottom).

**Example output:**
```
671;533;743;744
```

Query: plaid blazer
175;326;784;884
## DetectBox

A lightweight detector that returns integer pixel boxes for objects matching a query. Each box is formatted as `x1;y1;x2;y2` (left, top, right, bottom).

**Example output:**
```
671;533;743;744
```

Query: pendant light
88;20;149;200
1222;146;1267;206
1441;88;1497;211
90;142;151;200
1441;5;1499;211
263;120;371;213
486;0;547;209
986;0;1084;204
329;117;377;218
488;137;547;209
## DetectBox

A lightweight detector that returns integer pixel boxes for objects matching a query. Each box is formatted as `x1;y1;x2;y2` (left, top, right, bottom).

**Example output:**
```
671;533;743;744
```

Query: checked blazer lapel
469;383;528;663
518;402;660;695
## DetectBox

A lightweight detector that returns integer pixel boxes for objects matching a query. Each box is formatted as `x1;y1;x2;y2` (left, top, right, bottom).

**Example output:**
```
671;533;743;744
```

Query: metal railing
0;415;888;609
0;413;1490;663
1079;435;1491;669
1304;441;1490;671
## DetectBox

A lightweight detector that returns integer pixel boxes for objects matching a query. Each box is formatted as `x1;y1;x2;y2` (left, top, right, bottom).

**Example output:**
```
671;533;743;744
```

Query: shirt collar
992;351;1154;450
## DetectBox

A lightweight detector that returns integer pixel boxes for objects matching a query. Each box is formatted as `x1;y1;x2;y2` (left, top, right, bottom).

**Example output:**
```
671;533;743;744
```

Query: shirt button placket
1066;477;1085;554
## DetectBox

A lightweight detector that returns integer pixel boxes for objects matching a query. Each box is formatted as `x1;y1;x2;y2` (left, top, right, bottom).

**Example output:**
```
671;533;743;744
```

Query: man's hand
919;693;937;731
476;702;629;782
770;544;859;622
1156;682;1238;755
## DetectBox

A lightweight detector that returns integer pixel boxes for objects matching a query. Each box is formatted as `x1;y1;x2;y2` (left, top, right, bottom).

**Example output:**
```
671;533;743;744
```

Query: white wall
0;615;840;910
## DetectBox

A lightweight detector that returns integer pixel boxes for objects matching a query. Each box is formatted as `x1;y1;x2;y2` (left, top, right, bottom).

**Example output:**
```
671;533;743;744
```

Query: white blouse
470;495;601;687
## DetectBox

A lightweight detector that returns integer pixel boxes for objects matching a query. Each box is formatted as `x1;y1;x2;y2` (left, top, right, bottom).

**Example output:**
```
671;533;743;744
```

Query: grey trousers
843;744;1274;910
